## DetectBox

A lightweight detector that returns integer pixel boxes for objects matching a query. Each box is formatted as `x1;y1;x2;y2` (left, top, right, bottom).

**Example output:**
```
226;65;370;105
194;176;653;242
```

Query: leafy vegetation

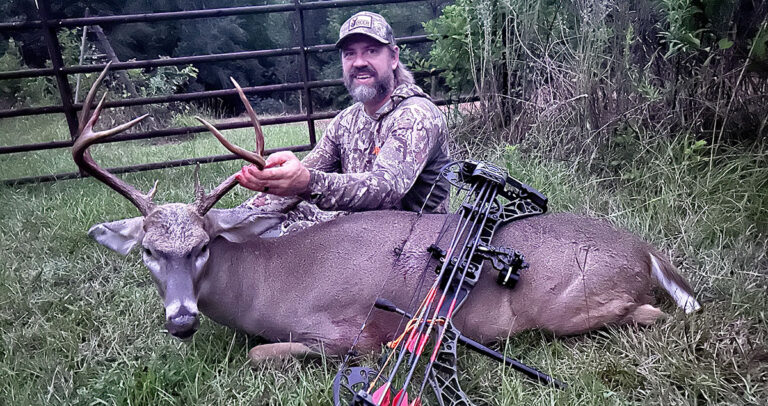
426;0;768;155
0;0;451;113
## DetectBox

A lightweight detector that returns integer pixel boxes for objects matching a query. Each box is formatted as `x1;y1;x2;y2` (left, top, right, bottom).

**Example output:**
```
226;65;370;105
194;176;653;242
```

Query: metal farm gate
0;0;448;185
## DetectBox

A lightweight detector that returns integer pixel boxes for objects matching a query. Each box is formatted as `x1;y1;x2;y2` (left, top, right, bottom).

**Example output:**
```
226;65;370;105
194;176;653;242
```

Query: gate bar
36;0;79;139
0;35;430;81
0;0;423;31
294;0;317;145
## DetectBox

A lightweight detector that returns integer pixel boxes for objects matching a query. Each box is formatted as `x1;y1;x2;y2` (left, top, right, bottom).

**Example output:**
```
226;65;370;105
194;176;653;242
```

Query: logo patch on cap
349;15;372;29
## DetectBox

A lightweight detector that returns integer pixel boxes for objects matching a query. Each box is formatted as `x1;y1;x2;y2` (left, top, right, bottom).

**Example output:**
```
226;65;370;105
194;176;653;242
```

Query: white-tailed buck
74;66;700;363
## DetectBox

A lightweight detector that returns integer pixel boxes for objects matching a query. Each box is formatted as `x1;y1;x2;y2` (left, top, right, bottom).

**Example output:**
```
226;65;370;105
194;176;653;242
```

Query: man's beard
344;67;394;104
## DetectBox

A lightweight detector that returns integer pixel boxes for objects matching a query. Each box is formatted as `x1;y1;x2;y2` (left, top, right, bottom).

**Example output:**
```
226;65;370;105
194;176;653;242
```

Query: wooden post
90;24;139;98
74;9;90;102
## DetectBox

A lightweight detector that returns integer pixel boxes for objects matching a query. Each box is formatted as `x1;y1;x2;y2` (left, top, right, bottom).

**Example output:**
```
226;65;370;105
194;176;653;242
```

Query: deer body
91;208;699;358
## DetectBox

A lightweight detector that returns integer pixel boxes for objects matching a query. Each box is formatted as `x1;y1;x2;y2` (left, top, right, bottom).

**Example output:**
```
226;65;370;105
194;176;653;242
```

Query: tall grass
0;109;766;404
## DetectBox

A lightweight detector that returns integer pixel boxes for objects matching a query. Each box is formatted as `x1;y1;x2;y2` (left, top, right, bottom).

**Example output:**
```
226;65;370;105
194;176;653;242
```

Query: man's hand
235;151;311;196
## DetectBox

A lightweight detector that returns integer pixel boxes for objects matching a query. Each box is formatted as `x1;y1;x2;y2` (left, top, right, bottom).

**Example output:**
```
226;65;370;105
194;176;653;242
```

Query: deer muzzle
163;268;201;340
166;306;200;339
165;298;200;339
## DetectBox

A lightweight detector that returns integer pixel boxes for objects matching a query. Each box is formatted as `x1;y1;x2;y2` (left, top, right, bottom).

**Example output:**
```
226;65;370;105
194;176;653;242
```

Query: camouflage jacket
300;83;450;213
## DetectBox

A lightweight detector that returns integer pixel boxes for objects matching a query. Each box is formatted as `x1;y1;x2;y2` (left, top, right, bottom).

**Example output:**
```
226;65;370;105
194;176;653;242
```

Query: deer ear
88;217;145;255
205;208;286;242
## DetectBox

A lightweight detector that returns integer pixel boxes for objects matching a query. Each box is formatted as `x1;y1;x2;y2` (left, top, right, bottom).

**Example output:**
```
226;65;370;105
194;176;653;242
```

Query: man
237;11;450;234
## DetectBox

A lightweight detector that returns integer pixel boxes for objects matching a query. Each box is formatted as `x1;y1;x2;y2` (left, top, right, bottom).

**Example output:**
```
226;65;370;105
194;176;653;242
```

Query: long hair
390;46;414;87
394;61;415;87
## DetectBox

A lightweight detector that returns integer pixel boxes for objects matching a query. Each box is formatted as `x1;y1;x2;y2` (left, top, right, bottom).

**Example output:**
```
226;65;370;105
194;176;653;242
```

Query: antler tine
194;173;240;216
79;61;112;134
72;63;155;216
195;116;266;170
193;164;205;202
192;78;270;215
192;163;237;216
230;77;265;156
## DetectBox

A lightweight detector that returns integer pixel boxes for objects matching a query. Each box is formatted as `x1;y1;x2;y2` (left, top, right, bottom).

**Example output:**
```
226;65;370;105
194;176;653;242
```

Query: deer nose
165;306;200;339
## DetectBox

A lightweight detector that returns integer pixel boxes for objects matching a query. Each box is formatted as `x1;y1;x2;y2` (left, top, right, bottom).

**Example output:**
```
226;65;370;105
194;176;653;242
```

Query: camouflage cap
336;11;395;48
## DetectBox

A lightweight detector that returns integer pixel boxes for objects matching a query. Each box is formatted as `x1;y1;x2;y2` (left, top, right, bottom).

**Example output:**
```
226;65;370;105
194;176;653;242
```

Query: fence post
36;0;80;139
293;0;317;146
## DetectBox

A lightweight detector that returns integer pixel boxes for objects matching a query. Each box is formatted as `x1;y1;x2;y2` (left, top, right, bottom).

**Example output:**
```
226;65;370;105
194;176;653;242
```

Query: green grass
0;114;766;405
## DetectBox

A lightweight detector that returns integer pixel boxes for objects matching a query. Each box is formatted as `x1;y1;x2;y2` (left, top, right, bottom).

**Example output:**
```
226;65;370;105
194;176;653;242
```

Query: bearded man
236;11;450;235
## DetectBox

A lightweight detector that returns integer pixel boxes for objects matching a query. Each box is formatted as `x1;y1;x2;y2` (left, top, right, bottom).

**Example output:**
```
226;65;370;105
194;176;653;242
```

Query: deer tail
649;252;701;313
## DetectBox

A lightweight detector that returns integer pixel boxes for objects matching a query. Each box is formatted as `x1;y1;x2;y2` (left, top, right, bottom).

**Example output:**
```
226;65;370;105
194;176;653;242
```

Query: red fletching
406;333;430;353
392;389;409;406
372;382;391;406
414;331;430;355
409;397;422;406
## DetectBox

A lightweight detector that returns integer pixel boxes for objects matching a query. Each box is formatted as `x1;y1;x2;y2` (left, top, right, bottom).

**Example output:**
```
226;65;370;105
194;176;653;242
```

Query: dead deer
74;65;700;363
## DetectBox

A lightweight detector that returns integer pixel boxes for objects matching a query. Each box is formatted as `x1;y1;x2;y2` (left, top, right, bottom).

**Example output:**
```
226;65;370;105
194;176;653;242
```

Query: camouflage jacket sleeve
301;117;342;173
302;100;446;211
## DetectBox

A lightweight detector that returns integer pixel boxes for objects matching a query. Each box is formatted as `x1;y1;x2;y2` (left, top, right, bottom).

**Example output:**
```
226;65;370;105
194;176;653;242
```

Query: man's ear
391;45;400;70
88;217;145;255
205;208;286;243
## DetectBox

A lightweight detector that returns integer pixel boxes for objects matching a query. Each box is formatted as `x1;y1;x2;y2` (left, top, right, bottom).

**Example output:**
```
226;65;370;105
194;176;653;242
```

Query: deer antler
192;77;269;215
72;62;156;216
195;77;266;169
192;165;240;216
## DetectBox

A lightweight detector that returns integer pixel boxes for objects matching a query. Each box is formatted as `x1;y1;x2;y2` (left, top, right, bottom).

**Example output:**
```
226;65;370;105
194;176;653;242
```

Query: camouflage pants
240;193;346;236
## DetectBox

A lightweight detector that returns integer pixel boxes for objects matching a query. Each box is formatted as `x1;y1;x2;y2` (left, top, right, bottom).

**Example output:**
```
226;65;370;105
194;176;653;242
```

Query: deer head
75;64;283;339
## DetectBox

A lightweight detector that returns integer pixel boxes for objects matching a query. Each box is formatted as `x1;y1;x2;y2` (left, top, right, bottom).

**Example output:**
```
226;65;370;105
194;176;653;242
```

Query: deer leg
248;342;320;365
620;304;668;326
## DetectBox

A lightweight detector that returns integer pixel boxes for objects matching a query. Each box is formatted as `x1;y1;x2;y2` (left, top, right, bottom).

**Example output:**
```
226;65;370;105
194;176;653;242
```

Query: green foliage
424;1;474;92
0;38;60;108
425;0;768;157
751;22;768;61
125;63;199;98
0;38;23;99
658;0;768;64
659;0;706;56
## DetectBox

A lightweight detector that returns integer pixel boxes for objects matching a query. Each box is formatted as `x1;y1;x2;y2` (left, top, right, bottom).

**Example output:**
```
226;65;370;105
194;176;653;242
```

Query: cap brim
335;31;391;48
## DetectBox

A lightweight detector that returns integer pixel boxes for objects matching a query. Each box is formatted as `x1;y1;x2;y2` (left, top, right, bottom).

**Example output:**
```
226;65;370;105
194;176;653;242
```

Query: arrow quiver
333;161;564;406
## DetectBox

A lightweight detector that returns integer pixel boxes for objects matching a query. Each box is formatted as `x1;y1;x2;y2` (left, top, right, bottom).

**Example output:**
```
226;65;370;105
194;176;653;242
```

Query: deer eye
143;247;152;257
201;244;208;253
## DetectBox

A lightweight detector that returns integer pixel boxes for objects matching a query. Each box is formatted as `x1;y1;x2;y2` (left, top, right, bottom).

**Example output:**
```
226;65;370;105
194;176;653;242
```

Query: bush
0;38;60;108
425;0;768;161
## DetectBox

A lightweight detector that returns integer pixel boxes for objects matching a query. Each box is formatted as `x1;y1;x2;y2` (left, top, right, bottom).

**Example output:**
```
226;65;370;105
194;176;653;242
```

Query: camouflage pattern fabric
242;83;450;235
301;83;450;212
336;11;395;46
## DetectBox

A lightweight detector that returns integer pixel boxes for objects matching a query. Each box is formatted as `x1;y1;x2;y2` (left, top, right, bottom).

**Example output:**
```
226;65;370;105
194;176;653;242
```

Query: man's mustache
348;67;377;77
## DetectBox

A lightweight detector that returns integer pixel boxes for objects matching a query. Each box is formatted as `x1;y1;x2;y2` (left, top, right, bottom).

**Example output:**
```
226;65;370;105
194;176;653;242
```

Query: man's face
340;35;399;104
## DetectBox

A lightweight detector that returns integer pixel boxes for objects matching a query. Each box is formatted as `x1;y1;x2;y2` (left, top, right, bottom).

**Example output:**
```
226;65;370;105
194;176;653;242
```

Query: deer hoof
622;304;668;326
248;342;317;366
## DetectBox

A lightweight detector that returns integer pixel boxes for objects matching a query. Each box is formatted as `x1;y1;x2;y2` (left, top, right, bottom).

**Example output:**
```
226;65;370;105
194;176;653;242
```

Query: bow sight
333;161;566;406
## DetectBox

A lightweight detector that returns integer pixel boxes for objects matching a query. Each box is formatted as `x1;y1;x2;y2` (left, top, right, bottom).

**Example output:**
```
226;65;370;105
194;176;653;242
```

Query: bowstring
359;163;477;397
397;180;496;393
382;180;486;393
337;161;466;390
413;182;502;398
